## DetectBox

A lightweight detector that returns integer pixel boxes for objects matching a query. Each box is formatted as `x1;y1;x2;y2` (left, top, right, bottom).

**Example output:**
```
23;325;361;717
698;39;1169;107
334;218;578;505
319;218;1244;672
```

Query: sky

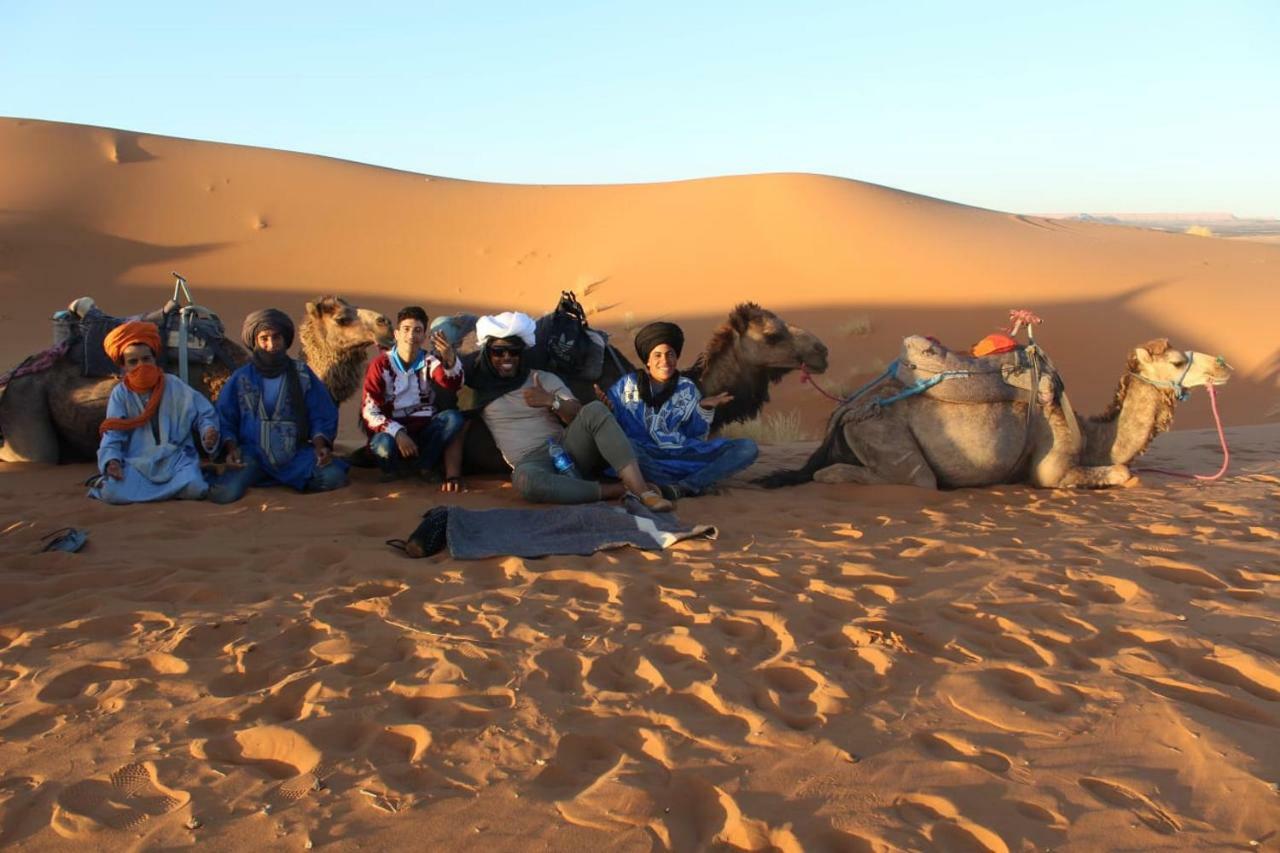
3;1;1277;216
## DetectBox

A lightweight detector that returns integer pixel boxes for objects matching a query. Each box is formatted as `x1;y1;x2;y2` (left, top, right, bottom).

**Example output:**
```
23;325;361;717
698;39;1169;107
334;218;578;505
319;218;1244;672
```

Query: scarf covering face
634;321;684;362
241;309;309;440
459;336;531;412
100;322;167;436
100;361;167;437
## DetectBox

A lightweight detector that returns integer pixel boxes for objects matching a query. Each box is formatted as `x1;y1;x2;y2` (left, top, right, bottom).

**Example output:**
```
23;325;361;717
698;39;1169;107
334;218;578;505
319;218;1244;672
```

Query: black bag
542;291;591;375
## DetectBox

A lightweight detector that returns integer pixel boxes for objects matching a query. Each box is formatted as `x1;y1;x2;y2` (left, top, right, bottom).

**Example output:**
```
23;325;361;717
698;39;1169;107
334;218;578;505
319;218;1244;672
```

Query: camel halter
1128;349;1199;401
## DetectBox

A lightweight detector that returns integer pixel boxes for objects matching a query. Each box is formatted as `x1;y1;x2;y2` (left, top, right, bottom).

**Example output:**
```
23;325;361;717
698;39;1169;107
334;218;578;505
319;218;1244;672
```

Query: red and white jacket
361;350;464;438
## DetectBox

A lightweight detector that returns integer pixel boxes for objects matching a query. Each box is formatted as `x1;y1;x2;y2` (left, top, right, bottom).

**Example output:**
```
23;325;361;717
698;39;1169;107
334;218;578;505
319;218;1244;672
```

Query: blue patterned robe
216;360;345;489
606;373;728;480
92;375;219;504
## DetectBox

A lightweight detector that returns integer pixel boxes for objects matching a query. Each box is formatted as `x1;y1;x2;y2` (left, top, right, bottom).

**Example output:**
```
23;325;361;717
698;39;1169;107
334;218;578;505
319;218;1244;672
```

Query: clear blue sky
4;1;1277;215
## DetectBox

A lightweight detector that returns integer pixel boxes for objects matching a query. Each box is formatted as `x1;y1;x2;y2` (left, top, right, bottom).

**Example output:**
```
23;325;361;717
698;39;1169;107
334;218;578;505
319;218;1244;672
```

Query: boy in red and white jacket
362;306;465;486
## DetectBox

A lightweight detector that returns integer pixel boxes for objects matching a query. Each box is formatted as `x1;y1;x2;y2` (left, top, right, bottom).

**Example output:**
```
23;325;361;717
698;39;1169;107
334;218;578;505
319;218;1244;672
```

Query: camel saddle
59;301;239;379
894;335;1061;404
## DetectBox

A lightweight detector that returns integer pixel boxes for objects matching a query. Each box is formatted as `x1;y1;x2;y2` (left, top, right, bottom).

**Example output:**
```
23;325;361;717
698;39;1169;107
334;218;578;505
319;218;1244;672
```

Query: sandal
39;527;88;554
628;490;674;513
387;506;450;558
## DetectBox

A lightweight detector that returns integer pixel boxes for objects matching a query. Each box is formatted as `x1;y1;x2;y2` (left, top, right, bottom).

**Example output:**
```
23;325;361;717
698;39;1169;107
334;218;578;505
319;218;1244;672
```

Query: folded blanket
399;496;716;559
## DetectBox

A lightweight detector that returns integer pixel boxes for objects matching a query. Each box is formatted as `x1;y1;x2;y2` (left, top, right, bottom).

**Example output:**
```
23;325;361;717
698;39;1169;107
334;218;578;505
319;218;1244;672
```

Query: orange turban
103;321;163;364
99;321;167;436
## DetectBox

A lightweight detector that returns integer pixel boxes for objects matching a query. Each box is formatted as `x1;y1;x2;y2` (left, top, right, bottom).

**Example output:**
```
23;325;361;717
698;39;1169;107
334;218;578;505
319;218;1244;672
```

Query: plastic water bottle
547;438;578;478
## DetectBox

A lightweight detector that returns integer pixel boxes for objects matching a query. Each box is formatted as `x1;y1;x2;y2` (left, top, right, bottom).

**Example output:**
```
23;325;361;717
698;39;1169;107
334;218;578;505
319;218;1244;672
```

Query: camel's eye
1168;354;1186;367
762;327;785;344
335;315;355;326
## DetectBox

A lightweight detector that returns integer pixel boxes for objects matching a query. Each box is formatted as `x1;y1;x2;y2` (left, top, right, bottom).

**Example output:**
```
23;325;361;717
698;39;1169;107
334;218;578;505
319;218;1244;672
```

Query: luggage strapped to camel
61;272;239;383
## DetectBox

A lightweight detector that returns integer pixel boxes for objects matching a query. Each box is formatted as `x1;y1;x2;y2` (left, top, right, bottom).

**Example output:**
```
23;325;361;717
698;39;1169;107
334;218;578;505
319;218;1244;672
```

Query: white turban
475;311;536;349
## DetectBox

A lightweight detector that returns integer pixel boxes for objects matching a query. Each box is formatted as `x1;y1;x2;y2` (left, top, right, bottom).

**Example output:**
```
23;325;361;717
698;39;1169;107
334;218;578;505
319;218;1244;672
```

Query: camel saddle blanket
0;342;71;392
894;335;1060;404
63;302;238;379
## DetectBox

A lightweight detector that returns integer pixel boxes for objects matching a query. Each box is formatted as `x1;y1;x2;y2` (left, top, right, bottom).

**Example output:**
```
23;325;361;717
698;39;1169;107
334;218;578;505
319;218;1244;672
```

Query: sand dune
1;119;1278;849
2;117;1277;430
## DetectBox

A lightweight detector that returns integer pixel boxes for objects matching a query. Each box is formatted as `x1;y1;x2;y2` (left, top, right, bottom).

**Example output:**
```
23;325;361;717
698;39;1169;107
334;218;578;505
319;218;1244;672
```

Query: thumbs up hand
522;372;556;409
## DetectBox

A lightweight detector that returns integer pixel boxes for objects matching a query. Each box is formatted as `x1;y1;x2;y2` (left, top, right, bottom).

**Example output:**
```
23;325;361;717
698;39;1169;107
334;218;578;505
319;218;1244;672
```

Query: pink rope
799;365;848;405
1134;383;1231;481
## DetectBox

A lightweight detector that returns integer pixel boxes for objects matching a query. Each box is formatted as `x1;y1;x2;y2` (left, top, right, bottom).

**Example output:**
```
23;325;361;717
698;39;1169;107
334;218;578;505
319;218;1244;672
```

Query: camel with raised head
760;339;1231;490
0;296;391;464
451;302;830;473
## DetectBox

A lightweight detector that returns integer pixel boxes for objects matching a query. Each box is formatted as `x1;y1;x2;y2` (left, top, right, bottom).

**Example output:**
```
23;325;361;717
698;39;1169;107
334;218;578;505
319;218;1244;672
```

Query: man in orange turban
91;321;220;504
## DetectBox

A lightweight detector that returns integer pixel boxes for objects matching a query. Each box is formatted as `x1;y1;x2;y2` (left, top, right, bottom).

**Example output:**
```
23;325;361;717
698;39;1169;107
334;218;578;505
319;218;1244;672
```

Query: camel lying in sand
761;339;1231;490
0;296;392;464
433;302;830;473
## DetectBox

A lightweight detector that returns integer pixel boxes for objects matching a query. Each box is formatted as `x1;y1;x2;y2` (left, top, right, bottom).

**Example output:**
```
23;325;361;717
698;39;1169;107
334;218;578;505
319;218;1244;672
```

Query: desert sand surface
1;118;1278;850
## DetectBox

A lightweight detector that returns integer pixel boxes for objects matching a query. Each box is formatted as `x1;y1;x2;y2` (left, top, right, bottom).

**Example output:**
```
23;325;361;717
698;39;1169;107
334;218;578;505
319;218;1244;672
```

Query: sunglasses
489;346;525;357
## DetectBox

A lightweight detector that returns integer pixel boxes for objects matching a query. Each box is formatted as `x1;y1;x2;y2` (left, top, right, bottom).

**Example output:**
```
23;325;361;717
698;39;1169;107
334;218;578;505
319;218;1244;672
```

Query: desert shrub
720;410;813;444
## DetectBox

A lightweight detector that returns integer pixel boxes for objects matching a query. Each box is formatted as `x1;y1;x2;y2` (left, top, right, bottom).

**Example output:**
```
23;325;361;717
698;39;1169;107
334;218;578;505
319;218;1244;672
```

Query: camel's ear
1142;337;1170;356
1130;344;1154;371
728;304;755;334
304;301;319;318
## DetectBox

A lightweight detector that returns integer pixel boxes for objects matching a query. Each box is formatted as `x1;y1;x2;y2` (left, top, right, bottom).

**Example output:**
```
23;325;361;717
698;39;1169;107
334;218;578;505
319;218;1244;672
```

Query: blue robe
606;373;727;481
91;376;219;504
216;360;345;490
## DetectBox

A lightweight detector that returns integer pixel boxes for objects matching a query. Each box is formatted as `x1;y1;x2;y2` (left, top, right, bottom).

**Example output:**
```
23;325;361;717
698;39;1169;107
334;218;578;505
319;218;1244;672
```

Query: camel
440;303;830;473
0;296;392;464
759;338;1232;490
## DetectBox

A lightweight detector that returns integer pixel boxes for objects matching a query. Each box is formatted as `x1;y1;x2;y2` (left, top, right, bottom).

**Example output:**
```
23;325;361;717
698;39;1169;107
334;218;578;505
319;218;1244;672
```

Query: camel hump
895;335;1057;405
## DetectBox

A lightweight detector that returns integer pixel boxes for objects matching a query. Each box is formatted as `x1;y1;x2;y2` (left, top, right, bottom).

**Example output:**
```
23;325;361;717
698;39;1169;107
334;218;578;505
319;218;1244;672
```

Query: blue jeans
634;438;758;495
207;456;348;504
369;410;465;475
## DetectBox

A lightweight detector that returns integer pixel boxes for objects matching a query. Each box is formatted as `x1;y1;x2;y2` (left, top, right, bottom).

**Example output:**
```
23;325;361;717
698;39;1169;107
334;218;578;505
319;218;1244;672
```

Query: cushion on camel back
894;335;1058;404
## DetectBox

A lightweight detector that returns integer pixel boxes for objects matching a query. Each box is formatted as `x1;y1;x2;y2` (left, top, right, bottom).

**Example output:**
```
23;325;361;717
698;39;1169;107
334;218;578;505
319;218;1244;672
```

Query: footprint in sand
529;647;587;694
750;665;844;731
52;762;189;835
195;725;322;779
984;666;1081;714
534;733;625;798
1068;572;1138;604
36;654;187;703
1138;556;1228;590
393;683;516;729
913;731;1014;774
1012;798;1069;829
894;794;1010;853
1078;776;1182;835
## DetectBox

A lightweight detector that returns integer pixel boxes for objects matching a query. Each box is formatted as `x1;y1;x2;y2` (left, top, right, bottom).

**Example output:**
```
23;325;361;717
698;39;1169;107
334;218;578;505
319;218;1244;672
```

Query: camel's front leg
833;413;939;489
1058;464;1135;489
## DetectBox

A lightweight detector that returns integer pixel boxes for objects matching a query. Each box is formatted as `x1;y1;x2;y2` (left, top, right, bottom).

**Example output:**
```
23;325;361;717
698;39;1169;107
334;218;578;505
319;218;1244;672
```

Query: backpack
542;291;591;375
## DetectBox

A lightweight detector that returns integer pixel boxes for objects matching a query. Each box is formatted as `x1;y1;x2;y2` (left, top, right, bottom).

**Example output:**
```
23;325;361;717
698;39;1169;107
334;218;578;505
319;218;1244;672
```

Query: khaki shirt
482;371;575;466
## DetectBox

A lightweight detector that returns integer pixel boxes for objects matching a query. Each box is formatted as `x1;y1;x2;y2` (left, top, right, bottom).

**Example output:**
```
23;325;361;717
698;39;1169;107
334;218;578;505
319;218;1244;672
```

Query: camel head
722;303;829;379
1130;338;1232;394
303;296;393;353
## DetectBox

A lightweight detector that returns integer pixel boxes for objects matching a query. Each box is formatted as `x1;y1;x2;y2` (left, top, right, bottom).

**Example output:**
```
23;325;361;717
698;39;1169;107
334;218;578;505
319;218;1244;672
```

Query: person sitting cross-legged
208;309;348;504
362;306;465;487
457;311;673;511
90;321;221;504
600;321;757;499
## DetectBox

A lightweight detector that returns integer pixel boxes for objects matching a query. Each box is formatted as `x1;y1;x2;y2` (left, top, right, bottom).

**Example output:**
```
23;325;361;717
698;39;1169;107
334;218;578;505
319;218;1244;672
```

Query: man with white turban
456;311;673;511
